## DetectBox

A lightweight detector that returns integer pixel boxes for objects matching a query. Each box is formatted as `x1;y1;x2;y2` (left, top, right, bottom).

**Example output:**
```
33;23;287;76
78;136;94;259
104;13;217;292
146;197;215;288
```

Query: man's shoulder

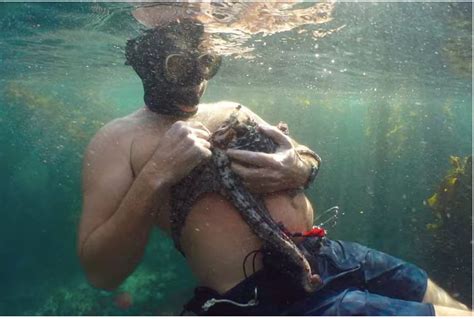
102;107;147;135
87;110;142;151
198;101;257;120
199;100;241;111
197;101;249;129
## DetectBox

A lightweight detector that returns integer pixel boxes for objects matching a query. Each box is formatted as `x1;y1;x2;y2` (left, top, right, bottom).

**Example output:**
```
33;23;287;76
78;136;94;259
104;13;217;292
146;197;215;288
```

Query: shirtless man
77;19;471;316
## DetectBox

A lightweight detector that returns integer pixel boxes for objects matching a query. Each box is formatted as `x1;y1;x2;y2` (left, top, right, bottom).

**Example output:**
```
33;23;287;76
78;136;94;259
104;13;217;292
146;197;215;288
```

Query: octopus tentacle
213;148;321;292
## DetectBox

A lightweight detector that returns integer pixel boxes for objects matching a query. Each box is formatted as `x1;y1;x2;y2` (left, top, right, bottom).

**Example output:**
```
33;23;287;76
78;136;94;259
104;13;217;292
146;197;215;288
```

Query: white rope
202;287;259;311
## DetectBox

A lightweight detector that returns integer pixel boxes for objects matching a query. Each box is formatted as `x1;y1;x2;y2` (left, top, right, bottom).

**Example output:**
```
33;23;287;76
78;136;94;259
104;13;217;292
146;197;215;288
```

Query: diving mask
164;52;222;86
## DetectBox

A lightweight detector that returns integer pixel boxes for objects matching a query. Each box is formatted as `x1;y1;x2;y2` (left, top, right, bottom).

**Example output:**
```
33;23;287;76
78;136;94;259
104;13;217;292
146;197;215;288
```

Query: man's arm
78;120;211;290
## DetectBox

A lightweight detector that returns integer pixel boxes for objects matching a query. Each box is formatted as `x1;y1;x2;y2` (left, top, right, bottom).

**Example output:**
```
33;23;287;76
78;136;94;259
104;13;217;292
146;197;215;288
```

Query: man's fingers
231;163;277;181
230;163;278;183
227;149;278;168
196;139;211;150
170;121;210;140
231;163;282;193
189;144;212;162
258;124;292;149
231;162;254;179
191;128;211;140
186;121;211;135
199;146;213;159
242;179;282;194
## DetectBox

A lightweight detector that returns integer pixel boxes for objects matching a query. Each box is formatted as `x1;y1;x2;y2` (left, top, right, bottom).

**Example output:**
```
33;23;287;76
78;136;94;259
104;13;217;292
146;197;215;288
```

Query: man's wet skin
127;101;315;294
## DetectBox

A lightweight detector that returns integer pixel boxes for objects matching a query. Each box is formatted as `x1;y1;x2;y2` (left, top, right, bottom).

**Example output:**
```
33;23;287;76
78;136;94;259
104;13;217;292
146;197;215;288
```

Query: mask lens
164;54;193;84
198;54;222;80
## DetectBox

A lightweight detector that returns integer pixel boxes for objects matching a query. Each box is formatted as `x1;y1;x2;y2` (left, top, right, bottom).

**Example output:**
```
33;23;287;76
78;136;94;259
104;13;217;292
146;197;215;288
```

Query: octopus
170;105;322;294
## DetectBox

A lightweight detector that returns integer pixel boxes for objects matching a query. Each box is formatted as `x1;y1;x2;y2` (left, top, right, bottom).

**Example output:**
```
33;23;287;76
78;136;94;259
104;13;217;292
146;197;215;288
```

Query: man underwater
77;19;471;316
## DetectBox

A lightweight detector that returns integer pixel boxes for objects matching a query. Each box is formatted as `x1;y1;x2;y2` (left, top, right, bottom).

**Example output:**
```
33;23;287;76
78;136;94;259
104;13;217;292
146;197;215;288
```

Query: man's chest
130;108;232;176
128;108;231;229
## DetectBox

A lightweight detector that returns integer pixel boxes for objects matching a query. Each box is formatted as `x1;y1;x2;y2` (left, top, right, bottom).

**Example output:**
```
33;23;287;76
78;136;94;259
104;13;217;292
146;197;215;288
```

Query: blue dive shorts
184;238;435;316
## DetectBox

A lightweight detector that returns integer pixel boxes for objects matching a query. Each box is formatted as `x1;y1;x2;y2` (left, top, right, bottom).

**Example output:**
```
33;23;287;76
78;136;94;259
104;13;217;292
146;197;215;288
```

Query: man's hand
226;124;311;193
147;121;212;186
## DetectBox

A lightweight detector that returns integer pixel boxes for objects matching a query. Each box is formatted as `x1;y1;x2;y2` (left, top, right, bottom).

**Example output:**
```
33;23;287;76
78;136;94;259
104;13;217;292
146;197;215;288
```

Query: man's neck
144;105;197;123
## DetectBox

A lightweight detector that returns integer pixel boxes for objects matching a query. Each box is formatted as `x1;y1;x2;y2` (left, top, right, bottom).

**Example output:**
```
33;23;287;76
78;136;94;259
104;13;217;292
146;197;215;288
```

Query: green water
0;2;471;315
